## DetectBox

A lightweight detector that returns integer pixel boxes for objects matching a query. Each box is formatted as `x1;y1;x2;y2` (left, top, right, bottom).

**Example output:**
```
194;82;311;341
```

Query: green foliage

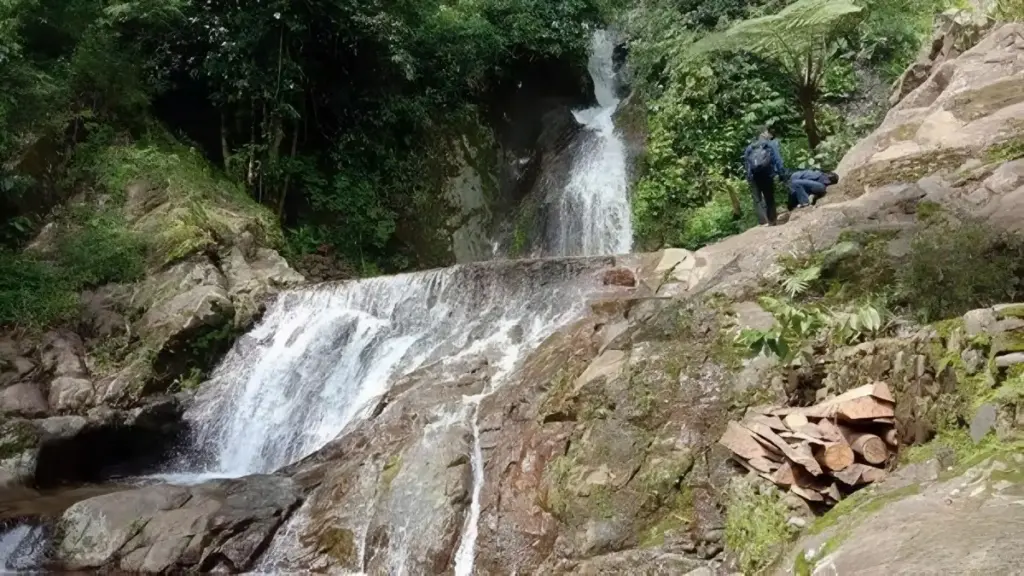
0;209;145;327
724;480;796;575
995;0;1024;21
690;0;865;147
676;182;761;250
782;264;823;298
625;0;945;250
0;251;80;327
78;135;285;265
897;220;1021;322
56;214;146;287
0;0;602;273
737;296;888;365
986;136;1024;164
630;54;793;249
857;0;949;80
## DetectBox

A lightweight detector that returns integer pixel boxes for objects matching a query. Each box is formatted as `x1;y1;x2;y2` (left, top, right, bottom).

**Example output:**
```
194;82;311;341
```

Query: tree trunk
220;111;231;172
277;118;299;219
247;99;257;189
798;84;820;150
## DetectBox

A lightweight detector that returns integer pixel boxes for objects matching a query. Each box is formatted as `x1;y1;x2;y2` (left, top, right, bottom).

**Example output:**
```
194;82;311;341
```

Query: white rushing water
184;258;609;477
181;258;612;574
0;523;47;572
553;29;633;257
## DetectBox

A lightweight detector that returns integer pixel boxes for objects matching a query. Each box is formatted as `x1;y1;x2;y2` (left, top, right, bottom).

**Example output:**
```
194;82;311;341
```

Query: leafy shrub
0;252;79;327
897;220;1021;322
677;178;761;250
995;0;1024;21
736;296;887;365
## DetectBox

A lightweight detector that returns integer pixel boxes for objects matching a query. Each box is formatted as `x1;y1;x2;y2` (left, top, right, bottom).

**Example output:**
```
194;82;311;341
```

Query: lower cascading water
183;259;605;477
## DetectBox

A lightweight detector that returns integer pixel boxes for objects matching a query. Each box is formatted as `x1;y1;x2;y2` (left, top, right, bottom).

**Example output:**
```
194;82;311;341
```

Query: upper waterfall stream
551;29;633;257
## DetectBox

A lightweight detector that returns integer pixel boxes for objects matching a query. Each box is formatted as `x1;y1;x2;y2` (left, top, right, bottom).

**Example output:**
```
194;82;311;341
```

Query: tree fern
687;0;863;147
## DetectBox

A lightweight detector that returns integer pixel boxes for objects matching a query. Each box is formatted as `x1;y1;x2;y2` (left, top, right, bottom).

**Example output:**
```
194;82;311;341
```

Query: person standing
743;128;787;226
788;169;839;209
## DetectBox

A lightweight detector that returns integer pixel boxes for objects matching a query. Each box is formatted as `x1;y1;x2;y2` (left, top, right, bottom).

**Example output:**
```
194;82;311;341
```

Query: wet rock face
259;354;494;574
472;299;735;574
56;475;300;573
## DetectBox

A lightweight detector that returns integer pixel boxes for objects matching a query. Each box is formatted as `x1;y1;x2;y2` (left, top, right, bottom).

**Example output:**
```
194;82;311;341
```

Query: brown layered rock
471;298;736;574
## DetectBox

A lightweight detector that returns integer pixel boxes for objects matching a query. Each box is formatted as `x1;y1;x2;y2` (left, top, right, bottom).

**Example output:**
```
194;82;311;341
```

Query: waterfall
182;258;612;477
169;29;637;576
552;29;633;257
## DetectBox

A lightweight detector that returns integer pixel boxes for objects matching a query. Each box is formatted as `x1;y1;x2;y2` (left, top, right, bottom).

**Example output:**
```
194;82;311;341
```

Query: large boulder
837;23;1024;213
471;299;735;574
56;474;301;573
782;454;1024;575
0;396;185;490
889;9;994;106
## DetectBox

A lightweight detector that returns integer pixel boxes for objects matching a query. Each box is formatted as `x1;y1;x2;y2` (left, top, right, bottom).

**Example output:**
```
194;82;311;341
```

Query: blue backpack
749;141;773;175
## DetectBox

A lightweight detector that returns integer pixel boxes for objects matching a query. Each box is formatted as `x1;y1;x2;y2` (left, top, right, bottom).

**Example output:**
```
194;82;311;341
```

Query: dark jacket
743;138;785;181
789;169;831;195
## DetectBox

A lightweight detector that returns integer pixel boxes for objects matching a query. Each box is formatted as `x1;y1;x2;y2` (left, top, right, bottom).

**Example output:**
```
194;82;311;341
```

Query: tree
689;0;863;149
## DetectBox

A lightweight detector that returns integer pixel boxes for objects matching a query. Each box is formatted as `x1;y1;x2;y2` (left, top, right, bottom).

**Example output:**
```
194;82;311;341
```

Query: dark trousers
749;172;777;225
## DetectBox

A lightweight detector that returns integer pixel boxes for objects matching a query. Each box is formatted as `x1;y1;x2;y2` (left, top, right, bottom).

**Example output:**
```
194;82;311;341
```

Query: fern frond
688;0;863;62
781;264;821;297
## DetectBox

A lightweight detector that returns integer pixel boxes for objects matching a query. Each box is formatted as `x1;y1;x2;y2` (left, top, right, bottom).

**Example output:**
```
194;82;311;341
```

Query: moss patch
724;481;796;575
380;452;403;492
842;147;973;195
639;485;694;548
80;136;284;267
0;420;40;460
996;305;1024;320
984;136;1024;164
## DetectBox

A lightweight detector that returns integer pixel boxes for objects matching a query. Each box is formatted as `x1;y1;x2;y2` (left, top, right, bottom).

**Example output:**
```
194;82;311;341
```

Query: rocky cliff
0;142;303;492
19;18;1024;576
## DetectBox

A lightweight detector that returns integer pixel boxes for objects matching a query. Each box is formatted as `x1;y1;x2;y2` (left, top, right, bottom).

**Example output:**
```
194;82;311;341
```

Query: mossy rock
300;524;359;566
845;147;974;193
380;452;403;493
0;420;41;460
997;305;1024;320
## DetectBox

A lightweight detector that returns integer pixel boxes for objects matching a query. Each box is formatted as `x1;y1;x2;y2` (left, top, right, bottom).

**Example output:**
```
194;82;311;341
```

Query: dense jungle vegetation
0;0;1001;327
0;0;604;256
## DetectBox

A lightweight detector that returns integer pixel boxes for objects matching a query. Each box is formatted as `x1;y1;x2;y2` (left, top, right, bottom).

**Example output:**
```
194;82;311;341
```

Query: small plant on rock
725;478;797;574
737;296;889;365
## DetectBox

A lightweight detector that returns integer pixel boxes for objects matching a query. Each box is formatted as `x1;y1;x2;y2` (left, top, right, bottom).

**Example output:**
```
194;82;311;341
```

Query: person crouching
788;169;839;210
